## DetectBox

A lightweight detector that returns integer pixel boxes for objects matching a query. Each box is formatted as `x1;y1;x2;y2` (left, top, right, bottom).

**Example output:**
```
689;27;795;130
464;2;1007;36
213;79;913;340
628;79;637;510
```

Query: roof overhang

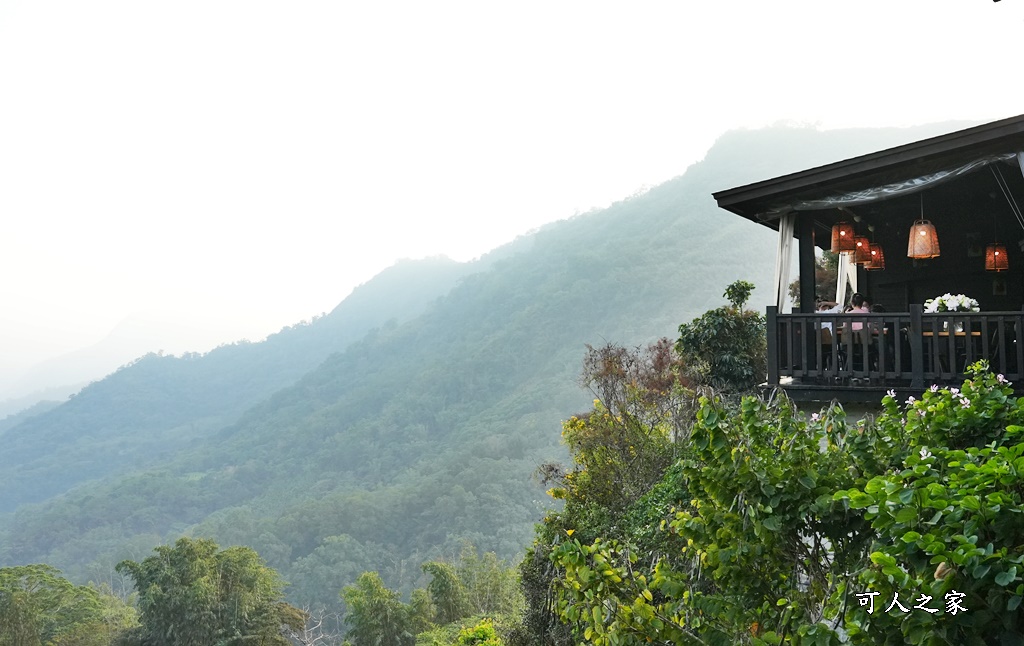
714;114;1024;230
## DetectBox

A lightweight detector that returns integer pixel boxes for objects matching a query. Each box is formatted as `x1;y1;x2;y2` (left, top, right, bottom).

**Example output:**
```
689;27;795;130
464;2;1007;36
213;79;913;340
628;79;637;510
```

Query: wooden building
714;115;1024;401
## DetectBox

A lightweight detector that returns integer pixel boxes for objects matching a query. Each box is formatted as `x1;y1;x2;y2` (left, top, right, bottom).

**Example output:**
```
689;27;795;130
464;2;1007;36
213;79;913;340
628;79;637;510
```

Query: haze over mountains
0;122;975;615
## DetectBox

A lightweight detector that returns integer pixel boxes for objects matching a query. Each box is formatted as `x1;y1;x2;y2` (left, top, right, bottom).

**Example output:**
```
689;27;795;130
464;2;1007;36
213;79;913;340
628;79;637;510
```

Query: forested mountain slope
0;256;473;512
0;123;967;614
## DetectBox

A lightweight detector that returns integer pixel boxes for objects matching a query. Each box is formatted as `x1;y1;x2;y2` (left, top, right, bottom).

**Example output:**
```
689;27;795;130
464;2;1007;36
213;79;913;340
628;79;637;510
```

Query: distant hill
0;256;475;512
0;122;975;614
0;399;61;437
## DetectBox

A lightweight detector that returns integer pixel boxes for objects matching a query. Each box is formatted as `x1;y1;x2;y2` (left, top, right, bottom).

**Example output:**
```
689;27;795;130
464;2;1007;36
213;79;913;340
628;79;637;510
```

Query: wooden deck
766;306;1024;402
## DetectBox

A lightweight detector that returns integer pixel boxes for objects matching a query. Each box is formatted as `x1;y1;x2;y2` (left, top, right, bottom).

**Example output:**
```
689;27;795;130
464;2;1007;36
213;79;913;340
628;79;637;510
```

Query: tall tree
116;537;304;646
0;564;121;646
340;572;414;646
421;561;466;625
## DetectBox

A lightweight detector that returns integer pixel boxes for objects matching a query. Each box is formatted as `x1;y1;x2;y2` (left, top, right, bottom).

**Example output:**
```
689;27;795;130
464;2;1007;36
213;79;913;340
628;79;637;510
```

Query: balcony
766;306;1024;401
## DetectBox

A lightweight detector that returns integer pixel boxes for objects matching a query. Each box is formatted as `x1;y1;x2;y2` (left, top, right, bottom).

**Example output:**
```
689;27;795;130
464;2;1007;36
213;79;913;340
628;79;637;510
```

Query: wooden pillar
798;217;816;314
910;304;924;389
767;306;779;386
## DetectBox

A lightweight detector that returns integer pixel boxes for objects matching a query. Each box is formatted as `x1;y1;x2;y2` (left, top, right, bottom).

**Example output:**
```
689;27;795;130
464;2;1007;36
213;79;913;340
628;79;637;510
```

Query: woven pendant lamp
986;243;1009;271
865;243;886;270
907;194;940;259
853;236;872;264
908;221;940;258
831;221;856;253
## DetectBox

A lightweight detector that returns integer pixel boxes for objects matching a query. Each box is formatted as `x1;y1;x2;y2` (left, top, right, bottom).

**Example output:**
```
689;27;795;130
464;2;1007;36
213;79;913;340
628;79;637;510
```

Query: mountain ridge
0;121;977;613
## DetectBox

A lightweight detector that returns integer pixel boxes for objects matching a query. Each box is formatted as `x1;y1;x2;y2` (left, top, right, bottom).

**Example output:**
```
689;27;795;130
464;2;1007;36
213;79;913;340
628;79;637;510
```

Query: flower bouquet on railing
924;293;980;313
924;293;979;333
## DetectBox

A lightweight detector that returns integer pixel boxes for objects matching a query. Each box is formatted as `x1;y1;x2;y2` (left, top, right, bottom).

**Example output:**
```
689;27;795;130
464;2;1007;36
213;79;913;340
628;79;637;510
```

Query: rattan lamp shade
865;243;886;270
853;236;872;264
831;222;856;253
986;243;1009;271
907;220;940;258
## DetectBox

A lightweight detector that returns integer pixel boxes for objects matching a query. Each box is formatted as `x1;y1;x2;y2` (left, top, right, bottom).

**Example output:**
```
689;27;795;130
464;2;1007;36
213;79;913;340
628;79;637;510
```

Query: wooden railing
766;306;1024;391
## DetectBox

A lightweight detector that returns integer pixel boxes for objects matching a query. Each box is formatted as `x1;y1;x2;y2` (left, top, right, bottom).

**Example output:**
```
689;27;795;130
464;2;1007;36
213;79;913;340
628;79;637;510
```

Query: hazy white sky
1;0;1023;389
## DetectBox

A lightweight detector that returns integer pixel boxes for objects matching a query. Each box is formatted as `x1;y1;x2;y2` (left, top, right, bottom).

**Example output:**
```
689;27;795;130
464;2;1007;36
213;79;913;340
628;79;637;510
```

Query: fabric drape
773;213;796;312
835;252;856;307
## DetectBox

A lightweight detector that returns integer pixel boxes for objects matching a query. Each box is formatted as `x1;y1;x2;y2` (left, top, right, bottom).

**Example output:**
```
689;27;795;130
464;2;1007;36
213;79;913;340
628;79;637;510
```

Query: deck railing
766;306;1024;391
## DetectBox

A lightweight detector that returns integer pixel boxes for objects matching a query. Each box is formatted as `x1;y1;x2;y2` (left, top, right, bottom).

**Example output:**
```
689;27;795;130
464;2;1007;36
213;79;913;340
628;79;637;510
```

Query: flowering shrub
539;359;1024;645
834;362;1024;644
923;293;980;313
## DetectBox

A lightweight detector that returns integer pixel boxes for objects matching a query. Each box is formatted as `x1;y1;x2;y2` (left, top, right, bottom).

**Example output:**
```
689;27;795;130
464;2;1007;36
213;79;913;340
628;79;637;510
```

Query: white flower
930;384;939;393
927;293;980;313
920;447;932;460
950;387;960;396
998;374;1009;385
906;395;916;405
962;398;971;408
887;389;896;398
810;413;820;422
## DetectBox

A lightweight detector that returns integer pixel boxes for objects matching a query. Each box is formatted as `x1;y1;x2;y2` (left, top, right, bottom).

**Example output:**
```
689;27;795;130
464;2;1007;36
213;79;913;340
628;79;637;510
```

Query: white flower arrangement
924;293;980;313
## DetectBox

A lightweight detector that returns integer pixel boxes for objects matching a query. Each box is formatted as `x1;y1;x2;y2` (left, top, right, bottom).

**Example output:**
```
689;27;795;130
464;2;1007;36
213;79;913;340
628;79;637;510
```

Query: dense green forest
0;123;979;641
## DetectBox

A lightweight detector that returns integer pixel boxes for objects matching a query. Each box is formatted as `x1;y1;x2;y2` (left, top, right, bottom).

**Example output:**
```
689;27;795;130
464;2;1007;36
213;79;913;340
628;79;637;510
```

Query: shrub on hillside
675;280;766;393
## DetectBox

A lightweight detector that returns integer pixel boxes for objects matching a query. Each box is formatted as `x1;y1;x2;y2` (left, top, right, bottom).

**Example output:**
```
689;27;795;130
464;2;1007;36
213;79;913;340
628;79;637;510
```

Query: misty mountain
0;122;971;612
0;256;475;512
0;399;61;437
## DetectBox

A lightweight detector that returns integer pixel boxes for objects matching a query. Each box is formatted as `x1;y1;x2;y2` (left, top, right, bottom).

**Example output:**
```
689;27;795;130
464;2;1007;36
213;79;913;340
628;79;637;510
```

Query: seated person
848;293;871;331
817;300;842;332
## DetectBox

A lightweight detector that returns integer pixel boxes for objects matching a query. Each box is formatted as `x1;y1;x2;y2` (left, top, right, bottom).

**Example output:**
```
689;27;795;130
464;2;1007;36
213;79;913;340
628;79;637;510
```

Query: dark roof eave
714;114;1024;222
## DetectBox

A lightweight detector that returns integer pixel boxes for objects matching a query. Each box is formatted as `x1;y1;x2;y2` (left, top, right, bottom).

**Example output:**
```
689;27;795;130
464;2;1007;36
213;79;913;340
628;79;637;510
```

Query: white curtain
835;252;856;306
773;213;796;312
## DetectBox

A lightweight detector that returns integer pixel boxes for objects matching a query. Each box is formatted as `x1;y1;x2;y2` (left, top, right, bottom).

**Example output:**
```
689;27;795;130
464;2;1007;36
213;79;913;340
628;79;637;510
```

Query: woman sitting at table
848;293;871;331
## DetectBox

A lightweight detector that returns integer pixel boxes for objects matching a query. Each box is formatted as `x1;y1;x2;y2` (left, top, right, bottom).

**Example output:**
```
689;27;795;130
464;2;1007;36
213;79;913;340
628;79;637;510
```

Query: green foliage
833;364;1024;644
666;395;867;643
341;572;415;646
416;545;524;643
555;340;689;515
676;281;767;393
0;565;136;646
724;279;755;309
415;614;523;646
535;356;1024;645
455;619;502;646
788;250;839;307
422;561;467;625
523;342;695;645
116;537;303;646
547;394;867;645
453;546;523;620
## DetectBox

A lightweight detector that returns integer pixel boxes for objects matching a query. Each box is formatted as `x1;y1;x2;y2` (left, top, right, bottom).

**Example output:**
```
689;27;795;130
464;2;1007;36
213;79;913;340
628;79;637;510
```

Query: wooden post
767;306;779;386
910;304;924;389
797;219;816;373
798;217;816;314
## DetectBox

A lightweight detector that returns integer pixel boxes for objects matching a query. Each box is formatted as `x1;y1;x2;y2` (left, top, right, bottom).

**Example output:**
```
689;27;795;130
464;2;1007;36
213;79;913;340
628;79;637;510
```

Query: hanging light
986;243;1009;272
831;221;856;253
907;194;940;258
985;187;1009;272
853;236;872;264
865;243;886;270
907;221;940;258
